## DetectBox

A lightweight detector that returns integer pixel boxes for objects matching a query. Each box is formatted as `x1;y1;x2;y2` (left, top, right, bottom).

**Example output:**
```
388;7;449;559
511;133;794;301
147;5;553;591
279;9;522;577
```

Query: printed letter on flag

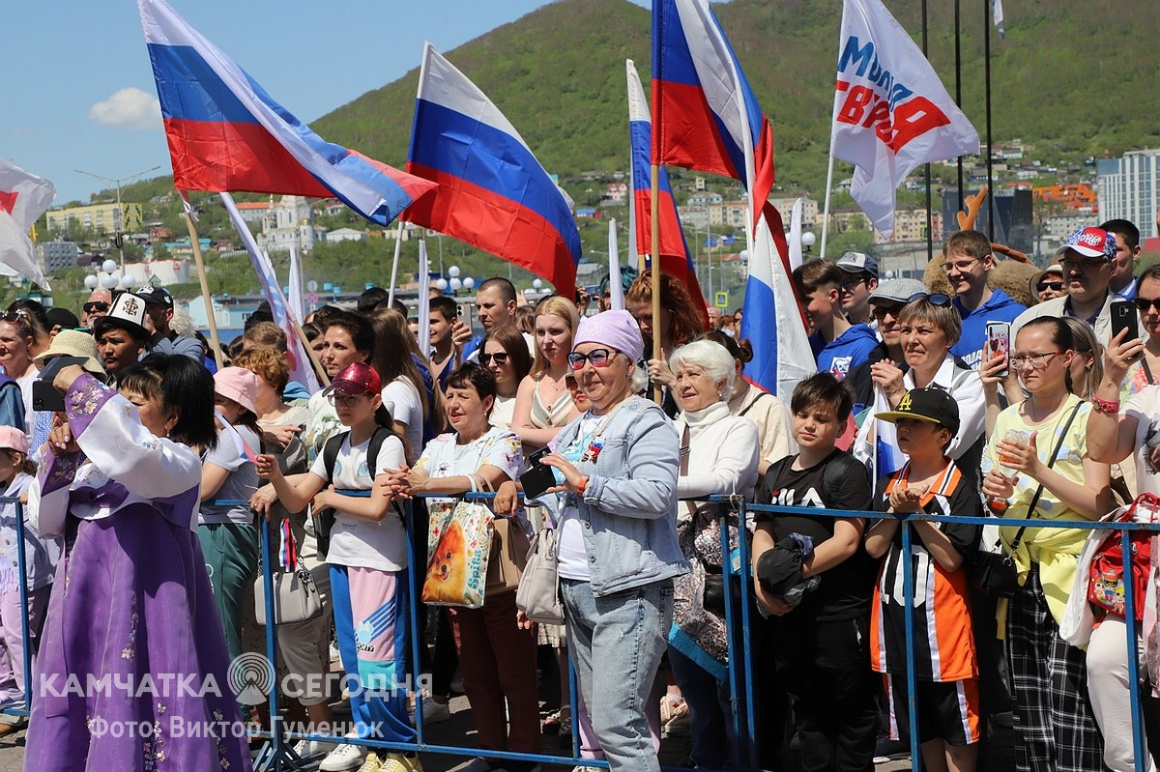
404;42;581;291
0;160;55;288
831;0;979;237
139;0;434;226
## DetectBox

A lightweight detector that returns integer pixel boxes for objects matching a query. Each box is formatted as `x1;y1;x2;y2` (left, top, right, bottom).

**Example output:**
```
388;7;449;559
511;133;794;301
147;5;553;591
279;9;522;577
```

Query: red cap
328;361;381;397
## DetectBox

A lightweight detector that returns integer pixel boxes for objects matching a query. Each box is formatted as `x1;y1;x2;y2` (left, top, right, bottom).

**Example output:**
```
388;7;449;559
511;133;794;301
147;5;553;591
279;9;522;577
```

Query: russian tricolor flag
652;0;774;231
404;42;581;292
139;0;435;226
741;203;816;398
626;60;706;325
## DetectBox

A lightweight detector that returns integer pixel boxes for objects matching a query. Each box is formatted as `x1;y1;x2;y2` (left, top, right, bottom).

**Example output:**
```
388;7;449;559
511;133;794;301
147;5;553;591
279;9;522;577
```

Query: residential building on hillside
1098;149;1160;240
37;239;79;274
234;200;271;224
770;197;819;228
687;192;723;207
677;206;710;231
326;228;368;243
1033;183;1098;214
605;182;628;202
46;202;143;235
877;210;943;244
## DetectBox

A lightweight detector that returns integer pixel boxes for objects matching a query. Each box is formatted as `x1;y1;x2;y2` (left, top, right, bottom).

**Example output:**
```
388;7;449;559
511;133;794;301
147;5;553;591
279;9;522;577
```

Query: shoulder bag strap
680;425;697;520
1009;399;1084;551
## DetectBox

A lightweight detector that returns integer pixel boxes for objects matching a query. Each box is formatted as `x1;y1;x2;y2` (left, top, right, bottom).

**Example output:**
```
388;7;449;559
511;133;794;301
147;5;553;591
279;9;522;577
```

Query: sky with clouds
1;0;598;206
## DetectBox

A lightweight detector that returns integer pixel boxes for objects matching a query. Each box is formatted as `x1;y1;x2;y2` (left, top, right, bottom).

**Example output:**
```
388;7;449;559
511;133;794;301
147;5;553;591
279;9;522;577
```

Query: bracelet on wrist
576;475;589;495
1091;394;1120;414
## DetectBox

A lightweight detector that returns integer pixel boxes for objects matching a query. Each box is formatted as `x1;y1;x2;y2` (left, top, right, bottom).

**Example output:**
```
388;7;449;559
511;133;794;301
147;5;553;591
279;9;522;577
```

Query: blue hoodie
810;323;880;381
951;288;1026;371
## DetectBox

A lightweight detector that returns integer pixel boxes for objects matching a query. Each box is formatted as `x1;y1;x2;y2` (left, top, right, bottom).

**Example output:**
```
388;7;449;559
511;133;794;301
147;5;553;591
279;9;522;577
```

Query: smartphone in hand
519;447;556;501
1111;300;1140;349
985;321;1010;378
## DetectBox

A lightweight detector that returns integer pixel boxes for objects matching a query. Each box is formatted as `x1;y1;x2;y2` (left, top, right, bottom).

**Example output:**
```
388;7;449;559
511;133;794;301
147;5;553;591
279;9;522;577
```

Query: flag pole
820;137;837;260
650;164;662;404
181;200;223;369
387;219;404;307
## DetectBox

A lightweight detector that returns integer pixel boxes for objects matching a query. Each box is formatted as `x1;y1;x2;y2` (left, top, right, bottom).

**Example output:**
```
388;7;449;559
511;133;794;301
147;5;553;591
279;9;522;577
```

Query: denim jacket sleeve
582;401;679;520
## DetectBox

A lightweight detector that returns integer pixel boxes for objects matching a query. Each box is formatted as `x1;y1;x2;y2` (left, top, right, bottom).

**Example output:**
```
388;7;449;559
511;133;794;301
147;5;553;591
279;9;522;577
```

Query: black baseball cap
875;386;960;436
135;285;174;309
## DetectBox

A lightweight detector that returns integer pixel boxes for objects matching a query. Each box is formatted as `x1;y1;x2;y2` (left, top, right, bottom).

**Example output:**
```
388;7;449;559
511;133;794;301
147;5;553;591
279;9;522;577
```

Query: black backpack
315;426;392;557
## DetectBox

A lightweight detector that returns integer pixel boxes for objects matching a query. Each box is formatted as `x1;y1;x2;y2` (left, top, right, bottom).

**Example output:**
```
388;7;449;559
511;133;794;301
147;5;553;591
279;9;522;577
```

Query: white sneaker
292;738;338;758
319;740;367;771
417;698;451;725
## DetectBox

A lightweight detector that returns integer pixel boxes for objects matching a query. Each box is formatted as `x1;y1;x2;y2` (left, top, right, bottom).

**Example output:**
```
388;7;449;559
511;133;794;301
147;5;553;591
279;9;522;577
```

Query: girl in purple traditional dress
24;355;251;771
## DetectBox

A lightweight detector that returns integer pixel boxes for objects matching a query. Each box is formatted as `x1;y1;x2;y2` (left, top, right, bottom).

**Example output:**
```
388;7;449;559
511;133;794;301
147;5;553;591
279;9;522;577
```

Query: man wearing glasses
846;278;930;417
835;251;879;327
79;289;112;329
1011;227;1134;347
943;230;1026;371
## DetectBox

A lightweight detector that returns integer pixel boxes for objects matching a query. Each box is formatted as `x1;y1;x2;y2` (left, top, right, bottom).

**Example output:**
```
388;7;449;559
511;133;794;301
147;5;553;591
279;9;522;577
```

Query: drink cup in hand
991;429;1030;511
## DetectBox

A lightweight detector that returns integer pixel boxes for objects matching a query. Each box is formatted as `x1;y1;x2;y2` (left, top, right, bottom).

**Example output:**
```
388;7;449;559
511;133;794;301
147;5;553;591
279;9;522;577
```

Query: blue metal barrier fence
4;493;1160;772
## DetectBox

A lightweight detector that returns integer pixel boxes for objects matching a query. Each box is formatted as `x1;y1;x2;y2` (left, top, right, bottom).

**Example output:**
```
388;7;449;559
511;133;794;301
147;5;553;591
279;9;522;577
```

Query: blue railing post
258;506;285;772
718;506;744;768
900;519;922;770
13;499;32;716
1120;526;1147;772
733;497;759;769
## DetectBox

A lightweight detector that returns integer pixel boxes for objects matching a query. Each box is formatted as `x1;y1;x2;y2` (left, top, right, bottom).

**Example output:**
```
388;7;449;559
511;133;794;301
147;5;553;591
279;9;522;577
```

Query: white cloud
89;87;161;130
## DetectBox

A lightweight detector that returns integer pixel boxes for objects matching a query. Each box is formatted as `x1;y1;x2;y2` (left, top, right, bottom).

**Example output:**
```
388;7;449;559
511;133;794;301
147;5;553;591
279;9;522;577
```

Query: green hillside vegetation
313;0;1160;194
42;0;1157;311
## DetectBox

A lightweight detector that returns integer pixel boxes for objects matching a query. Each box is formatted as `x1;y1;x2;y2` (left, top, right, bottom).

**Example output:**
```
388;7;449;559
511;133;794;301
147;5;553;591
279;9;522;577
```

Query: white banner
831;0;979;237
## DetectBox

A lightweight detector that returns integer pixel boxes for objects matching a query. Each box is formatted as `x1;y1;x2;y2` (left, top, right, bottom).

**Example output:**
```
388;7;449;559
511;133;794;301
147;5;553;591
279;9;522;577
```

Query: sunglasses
1136;298;1160;313
84;301;110;313
926;293;952;307
479;352;509;365
872;304;906;320
1036;281;1065;293
567;348;618;370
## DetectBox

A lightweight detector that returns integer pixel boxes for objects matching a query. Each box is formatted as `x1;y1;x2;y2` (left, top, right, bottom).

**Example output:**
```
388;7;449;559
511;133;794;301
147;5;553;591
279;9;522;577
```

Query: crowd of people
0;217;1157;772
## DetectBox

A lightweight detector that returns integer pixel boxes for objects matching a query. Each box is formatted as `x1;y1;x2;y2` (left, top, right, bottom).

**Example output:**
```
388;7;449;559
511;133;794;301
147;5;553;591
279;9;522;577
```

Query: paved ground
0;695;1015;771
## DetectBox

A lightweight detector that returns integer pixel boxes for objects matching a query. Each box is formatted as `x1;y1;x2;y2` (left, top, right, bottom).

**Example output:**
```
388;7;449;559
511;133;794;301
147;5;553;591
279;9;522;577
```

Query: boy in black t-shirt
864;387;982;771
753;373;879;772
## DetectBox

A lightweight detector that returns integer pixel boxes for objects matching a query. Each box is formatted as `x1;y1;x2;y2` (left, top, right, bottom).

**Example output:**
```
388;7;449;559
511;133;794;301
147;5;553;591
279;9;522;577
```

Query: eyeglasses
926;293;952;307
326;391;369;406
1136;298;1160;313
871;304;906;320
840;275;869;290
567;348;617;370
479;352;509;365
940;257;981;274
1060;256;1110;272
1011;351;1063;370
83;301;110;313
1037;281;1065;293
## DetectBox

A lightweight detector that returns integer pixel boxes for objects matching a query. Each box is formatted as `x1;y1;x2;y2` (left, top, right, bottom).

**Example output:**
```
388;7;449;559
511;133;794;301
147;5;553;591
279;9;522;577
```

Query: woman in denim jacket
532;310;688;772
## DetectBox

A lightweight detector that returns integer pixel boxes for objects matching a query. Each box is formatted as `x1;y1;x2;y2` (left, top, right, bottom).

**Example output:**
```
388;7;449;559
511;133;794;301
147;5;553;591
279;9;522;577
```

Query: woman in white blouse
668;339;760;771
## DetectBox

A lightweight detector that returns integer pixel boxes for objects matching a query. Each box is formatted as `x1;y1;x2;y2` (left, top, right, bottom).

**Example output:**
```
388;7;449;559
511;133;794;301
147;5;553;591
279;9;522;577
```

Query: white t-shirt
381;377;423;464
556;414;602;581
16;369;37;438
309;431;408;571
1126;386;1160;496
489;395;517;430
415;426;524;515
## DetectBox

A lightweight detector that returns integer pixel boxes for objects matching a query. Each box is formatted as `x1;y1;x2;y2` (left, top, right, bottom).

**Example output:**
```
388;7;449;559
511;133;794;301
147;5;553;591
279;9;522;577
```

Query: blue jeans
562;578;674;772
669;646;737;771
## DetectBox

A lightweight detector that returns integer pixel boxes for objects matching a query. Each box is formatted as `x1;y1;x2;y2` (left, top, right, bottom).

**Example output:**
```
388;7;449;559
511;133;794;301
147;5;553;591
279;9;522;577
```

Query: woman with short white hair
667;339;761;771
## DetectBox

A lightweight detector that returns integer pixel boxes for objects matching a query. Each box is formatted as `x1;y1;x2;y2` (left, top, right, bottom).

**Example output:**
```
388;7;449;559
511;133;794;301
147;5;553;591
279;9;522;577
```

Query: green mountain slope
313;0;1160;194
